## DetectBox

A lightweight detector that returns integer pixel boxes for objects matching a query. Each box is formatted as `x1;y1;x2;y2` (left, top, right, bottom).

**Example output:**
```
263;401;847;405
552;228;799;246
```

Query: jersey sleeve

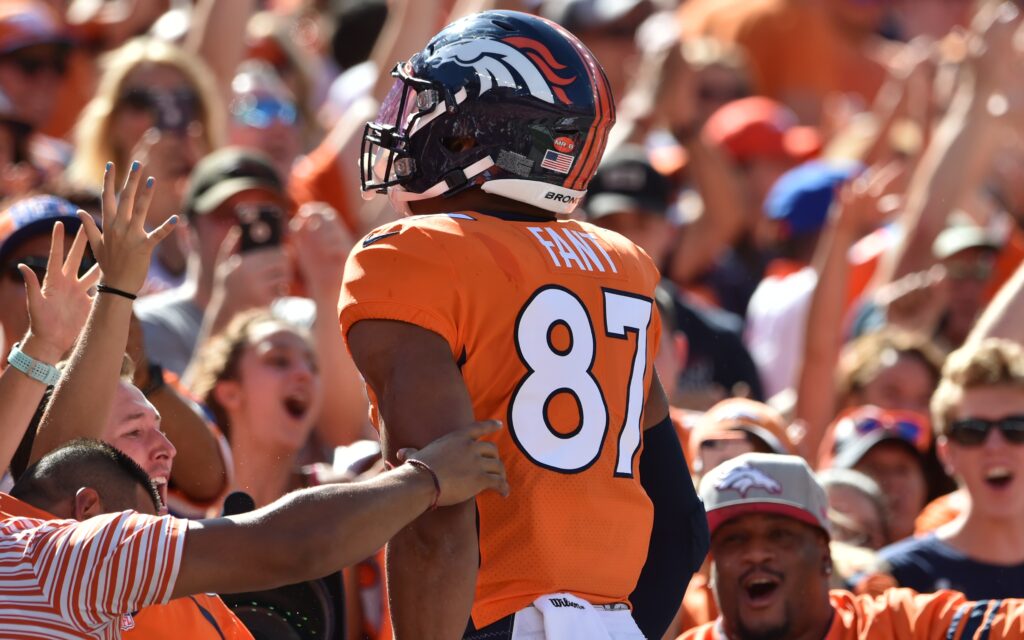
30;511;187;630
340;222;462;356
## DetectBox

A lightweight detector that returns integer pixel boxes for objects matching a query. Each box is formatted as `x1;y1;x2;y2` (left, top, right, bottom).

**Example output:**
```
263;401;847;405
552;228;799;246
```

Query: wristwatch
7;342;61;386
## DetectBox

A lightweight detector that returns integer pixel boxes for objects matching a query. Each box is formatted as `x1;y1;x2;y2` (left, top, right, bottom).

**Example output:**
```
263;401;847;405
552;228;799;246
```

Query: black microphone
222;491;256;516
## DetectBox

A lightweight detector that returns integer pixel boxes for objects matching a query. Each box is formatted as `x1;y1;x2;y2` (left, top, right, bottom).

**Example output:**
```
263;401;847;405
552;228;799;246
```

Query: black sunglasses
3;254;96;282
948;415;1024;446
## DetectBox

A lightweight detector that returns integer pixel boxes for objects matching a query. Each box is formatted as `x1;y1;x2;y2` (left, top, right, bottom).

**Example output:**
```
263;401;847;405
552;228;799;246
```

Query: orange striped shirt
0;502;186;639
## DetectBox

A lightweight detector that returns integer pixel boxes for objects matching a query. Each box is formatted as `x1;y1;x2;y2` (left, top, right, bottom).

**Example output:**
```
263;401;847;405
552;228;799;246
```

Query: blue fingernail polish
169;215;179;225
105;162;113;171
146;177;154;188
131;161;140;172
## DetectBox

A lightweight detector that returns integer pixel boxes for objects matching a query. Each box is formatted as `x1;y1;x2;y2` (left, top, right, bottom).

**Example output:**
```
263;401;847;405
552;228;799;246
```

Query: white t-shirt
744;265;818;399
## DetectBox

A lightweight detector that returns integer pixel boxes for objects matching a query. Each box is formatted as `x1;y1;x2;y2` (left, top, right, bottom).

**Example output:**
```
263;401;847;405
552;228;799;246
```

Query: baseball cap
184;147;285;216
582;146;672;220
823;405;932;471
704;97;821;165
540;0;653;34
700;452;830;536
689;398;794;461
0;1;71;57
764;160;861;237
932;222;999;260
0;195;82;266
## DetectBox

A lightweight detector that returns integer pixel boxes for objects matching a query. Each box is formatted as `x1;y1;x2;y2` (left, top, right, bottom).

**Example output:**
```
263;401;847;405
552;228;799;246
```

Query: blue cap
764;160;861;237
0;195;82;265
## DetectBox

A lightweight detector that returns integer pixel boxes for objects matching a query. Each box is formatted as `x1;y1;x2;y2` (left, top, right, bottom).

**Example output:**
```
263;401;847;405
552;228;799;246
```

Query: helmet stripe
575;60;614;190
560;32;602;190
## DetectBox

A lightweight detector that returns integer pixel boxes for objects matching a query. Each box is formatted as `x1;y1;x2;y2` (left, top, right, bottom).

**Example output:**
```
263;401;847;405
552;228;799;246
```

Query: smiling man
878;338;1024;599
681;453;1024;640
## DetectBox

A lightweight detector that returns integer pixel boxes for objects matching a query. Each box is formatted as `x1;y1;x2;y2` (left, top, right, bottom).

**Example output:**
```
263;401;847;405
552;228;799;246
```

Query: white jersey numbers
508;285;654;476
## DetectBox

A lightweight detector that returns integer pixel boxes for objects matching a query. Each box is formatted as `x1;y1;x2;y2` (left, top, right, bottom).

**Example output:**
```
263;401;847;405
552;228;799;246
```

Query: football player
340;10;707;640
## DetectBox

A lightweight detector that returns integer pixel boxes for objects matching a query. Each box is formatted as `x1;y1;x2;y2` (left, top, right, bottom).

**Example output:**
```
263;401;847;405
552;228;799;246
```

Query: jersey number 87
509;285;654;477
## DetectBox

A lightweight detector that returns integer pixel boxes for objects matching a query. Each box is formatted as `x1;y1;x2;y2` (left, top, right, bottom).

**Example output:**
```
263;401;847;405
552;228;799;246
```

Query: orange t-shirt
340;212;663;627
0;493;252;639
289;136;360;234
680;588;1024;639
914;490;966;536
681;0;886;123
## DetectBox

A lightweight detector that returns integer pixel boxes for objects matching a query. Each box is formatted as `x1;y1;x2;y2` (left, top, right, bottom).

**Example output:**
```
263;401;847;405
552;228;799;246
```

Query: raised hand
290;202;354;303
77;161;178;296
19;221;101;362
397;420;510;506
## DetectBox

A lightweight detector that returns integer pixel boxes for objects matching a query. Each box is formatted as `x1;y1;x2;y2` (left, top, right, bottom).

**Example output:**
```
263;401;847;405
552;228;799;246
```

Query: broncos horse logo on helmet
360;10;615;215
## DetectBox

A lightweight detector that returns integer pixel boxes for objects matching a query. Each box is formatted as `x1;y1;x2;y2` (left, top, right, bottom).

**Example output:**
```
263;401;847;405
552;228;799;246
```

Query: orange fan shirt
680;588;1024;639
340;212;663;627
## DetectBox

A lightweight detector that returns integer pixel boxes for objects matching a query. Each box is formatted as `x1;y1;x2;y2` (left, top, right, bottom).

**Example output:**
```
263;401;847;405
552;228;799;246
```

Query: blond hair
931;338;1024;436
67;37;224;188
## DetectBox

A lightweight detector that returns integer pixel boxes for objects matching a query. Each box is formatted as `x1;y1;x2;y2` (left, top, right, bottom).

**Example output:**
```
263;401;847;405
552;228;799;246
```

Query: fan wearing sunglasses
877;338;1024;601
0;2;70;131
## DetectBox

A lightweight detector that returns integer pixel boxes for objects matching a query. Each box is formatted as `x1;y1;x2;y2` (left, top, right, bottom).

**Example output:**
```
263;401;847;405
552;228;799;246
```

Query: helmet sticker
434;38;576;105
553;136;575;153
540;149;574;174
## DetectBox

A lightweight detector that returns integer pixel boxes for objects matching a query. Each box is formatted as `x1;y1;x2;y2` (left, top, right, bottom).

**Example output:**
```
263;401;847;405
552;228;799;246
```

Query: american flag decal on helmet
541;149;574;174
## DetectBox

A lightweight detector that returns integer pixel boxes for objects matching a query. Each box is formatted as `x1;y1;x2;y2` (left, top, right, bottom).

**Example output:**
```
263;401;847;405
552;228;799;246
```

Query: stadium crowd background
3;0;1024;638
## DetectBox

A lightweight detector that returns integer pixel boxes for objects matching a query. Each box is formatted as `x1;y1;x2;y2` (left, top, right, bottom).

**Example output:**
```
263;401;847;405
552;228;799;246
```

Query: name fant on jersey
527;226;619;273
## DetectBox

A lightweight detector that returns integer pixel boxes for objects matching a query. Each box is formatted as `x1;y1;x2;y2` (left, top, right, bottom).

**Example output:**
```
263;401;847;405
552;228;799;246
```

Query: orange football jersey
680;588;1024;639
340;211;663;627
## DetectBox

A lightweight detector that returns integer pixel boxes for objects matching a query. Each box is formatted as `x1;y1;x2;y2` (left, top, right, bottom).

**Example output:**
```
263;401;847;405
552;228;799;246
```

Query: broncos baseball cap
764;160;861;237
700;453;830;537
582;146;672;219
689;398;793;459
0;1;71;56
0;195;82;266
704;97;821;165
184;147;285;217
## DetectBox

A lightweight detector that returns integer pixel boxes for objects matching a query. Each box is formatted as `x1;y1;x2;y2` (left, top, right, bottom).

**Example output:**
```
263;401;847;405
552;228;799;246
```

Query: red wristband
406;459;441;510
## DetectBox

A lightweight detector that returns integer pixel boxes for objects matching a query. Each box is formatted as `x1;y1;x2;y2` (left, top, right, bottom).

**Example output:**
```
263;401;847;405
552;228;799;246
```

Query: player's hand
290;202;354;303
78;161;178;295
18;221;101;363
211;228;291;311
398;421;510;506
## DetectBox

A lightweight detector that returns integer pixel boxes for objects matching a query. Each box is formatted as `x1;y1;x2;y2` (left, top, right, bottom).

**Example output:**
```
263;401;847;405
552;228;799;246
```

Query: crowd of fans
3;0;1024;638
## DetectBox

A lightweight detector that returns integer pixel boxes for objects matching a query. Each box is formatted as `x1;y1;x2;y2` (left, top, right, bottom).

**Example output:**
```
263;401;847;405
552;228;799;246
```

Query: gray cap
183;147;285;216
699;453;831;537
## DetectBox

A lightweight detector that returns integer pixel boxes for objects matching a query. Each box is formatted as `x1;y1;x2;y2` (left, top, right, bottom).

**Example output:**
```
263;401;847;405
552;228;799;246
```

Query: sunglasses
3;254;96;282
231;96;297;129
6;54;68;77
948;415;1024;446
117;88;200;132
838;409;932;452
945;261;994;282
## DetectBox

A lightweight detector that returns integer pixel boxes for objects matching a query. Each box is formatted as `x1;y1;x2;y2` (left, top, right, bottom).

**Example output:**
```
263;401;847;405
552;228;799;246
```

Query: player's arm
631;370;709;639
346;318;482;640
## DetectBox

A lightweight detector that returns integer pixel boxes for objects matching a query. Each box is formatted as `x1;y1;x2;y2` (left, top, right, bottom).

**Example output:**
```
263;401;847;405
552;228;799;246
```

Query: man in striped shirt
2;418;507;638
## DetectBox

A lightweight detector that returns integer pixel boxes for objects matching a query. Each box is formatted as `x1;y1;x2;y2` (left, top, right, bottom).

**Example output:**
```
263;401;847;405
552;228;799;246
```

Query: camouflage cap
699;453;830;537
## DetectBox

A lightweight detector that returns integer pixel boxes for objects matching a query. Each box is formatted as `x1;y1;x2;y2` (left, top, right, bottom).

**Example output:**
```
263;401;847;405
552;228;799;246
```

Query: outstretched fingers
45;221;64;278
63;225;89;279
18;264;43;311
147;214;179;247
116;161;143;230
77;210;104;258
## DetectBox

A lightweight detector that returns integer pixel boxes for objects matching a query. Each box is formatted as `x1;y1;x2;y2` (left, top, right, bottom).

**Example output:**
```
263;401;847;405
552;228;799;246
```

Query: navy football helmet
360;10;615;215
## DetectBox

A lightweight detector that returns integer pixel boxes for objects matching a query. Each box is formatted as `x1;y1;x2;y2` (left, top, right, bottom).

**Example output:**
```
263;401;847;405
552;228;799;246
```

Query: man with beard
681;453;1024;639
